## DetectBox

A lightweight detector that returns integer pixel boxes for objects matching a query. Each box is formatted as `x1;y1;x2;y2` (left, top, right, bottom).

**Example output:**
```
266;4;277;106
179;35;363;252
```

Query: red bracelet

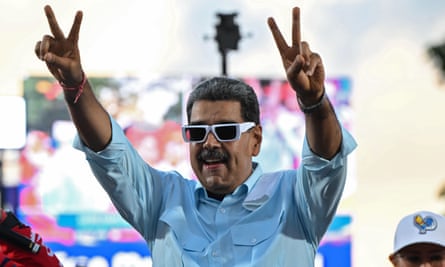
59;72;86;104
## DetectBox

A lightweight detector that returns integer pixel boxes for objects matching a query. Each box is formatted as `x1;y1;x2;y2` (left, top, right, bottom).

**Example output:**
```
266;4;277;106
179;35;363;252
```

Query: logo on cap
414;214;437;234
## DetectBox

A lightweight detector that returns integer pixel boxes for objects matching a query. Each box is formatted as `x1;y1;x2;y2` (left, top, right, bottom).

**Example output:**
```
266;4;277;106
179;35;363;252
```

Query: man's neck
207;191;226;201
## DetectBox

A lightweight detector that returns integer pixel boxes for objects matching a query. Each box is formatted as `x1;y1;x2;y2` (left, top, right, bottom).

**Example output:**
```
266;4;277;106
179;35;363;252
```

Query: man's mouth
204;159;223;164
202;158;226;169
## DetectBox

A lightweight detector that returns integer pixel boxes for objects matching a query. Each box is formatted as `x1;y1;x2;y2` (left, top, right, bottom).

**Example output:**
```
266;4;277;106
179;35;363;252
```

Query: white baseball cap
392;210;445;254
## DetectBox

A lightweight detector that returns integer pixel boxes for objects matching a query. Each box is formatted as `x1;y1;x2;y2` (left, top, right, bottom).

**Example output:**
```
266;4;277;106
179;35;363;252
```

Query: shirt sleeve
72;115;165;240
296;126;357;246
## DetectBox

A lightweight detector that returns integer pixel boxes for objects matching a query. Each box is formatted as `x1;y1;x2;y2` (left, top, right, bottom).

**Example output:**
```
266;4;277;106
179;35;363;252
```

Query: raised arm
267;7;341;159
34;5;111;152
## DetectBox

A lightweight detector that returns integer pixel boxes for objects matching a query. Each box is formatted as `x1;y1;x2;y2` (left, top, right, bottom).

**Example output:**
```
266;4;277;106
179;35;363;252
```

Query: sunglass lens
215;125;237;141
186;127;207;142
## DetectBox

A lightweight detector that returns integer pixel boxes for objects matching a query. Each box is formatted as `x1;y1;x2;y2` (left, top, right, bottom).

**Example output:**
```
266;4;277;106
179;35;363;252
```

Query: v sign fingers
39;5;84;86
268;7;325;103
268;7;308;93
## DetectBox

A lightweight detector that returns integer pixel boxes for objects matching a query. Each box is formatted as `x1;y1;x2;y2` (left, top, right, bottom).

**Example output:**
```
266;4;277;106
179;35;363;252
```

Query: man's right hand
34;5;84;88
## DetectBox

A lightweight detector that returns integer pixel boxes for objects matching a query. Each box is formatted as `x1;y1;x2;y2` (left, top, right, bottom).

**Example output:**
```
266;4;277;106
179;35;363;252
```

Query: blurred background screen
16;74;353;267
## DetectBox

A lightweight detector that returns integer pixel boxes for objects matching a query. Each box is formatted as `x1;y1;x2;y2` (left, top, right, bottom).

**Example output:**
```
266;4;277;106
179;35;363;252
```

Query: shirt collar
242;162;262;194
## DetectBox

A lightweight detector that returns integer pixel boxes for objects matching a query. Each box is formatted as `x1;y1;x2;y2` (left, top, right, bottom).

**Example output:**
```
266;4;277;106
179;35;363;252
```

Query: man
35;5;356;266
389;211;445;266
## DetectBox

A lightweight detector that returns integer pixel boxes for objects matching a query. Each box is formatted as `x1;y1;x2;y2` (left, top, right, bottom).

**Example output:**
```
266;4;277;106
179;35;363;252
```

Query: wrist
297;89;326;114
59;71;86;104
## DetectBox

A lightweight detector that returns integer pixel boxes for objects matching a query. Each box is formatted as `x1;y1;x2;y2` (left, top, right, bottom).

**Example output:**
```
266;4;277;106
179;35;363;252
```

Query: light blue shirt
74;117;357;267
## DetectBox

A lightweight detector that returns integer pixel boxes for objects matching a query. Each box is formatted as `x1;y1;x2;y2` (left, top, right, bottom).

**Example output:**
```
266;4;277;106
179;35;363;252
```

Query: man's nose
203;131;220;148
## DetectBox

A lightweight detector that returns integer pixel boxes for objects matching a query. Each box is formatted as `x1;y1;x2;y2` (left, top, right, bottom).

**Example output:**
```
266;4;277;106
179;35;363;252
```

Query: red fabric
0;252;20;267
0;210;62;267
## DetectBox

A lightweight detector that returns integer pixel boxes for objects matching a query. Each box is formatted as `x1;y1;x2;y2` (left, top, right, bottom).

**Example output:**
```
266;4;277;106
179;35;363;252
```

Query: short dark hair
186;77;260;124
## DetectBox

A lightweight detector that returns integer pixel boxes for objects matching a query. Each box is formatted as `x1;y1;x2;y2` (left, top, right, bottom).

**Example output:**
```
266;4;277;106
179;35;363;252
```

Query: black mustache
198;149;228;162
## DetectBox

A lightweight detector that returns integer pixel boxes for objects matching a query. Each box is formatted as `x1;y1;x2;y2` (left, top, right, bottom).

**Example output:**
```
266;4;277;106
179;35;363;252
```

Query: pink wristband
59;72;86;104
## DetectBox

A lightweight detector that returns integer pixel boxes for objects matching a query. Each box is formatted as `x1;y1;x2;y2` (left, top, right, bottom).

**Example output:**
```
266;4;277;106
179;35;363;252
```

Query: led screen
20;74;353;267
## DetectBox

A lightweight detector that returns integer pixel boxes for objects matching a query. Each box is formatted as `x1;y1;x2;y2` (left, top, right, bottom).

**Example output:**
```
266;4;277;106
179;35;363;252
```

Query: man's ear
388;254;397;266
251;125;262;156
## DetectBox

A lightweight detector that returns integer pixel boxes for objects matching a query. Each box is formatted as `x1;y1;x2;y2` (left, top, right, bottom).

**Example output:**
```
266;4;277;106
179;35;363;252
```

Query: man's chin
202;176;233;195
205;176;217;187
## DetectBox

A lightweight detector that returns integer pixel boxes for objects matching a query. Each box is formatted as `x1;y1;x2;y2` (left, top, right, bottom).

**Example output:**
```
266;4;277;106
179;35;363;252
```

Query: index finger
44;5;65;40
292;7;301;49
267;17;289;53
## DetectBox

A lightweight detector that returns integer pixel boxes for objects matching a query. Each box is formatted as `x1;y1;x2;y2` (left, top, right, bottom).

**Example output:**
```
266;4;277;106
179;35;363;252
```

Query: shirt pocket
230;211;284;263
159;209;209;253
179;235;209;267
181;235;208;252
231;213;283;246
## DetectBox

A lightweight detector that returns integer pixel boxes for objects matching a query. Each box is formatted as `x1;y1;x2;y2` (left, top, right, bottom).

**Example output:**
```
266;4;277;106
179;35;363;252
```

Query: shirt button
212;251;218;257
251;238;257;244
219;208;226;213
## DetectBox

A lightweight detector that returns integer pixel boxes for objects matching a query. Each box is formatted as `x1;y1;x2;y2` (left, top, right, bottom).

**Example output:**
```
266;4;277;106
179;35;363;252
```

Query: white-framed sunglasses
182;122;255;143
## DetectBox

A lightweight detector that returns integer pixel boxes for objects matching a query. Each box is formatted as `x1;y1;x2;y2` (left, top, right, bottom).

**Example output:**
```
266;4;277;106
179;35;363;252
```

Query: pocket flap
231;212;283;246
159;209;209;252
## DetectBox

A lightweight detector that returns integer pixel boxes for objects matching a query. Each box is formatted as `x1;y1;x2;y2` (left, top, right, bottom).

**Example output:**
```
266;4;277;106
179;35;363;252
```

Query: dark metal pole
221;50;227;76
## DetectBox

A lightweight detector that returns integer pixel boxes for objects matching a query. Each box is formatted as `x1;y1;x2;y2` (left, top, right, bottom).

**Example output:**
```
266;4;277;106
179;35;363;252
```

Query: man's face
188;100;262;200
389;243;445;267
